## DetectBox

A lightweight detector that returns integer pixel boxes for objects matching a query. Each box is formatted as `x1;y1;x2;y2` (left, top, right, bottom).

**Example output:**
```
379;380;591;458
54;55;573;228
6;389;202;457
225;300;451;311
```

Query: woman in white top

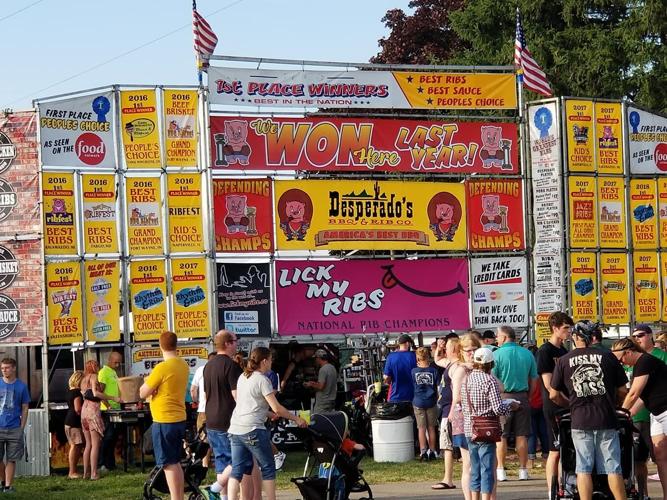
227;347;307;500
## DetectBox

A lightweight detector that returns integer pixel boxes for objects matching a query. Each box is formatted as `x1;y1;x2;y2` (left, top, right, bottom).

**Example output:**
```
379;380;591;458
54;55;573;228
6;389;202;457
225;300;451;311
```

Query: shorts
414;406;438;429
230;428;275;481
439;418;453;451
543;407;560;452
500;392;531;438
208;428;232;473
0;427;24;462
452;434;469;450
572;428;622;475
152;421;186;466
65;425;84;446
634;420;652;462
650;409;667;436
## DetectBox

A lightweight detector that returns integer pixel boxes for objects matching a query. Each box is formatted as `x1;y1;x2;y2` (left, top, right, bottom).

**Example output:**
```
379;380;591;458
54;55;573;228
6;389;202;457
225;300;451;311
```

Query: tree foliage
373;0;667;112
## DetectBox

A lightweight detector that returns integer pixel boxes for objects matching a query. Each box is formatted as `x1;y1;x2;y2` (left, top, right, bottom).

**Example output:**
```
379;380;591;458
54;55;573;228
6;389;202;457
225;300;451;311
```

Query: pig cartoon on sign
479;126;504;168
224;195;250;234
277;189;313;241
223;120;251;165
427;192;462;242
52;198;67;214
480;195;503;232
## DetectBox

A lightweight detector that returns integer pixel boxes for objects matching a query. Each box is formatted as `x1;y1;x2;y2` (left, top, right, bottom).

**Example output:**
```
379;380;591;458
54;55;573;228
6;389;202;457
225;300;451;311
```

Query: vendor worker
304;349;338;414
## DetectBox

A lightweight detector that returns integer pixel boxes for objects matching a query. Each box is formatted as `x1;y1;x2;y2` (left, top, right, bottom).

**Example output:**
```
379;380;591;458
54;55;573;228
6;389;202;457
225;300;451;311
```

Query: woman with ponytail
227;347;307;500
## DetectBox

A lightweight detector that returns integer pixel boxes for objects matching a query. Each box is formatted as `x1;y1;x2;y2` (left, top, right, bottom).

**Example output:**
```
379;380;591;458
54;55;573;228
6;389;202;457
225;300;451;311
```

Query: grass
10;451;534;499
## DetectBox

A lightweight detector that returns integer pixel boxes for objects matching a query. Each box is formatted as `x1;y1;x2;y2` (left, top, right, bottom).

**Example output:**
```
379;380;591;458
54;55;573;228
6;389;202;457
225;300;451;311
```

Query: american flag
514;8;553;97
193;0;218;67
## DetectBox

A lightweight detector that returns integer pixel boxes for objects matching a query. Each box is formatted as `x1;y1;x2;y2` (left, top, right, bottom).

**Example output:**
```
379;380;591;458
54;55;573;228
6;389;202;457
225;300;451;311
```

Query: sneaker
496;468;507;481
519;468;530;480
419;450;429;461
274;451;286;470
199;486;220;500
3;486;15;494
428;449;439;460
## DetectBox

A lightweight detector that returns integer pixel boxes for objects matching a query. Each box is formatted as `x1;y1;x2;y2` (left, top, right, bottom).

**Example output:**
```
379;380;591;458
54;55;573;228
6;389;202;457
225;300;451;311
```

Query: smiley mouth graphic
380;265;464;297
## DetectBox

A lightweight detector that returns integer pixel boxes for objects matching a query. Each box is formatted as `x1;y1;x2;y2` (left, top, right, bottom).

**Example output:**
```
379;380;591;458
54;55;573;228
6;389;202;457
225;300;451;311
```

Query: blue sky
1;0;412;110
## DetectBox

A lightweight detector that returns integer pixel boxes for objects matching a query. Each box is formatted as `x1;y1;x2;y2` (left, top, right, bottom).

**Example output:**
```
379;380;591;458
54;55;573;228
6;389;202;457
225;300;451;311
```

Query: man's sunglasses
632;333;647;339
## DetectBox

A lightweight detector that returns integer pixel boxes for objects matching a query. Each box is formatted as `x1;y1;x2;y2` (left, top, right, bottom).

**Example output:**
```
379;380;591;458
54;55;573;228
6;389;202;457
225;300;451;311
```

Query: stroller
143;426;209;500
551;409;641;500
292;412;373;500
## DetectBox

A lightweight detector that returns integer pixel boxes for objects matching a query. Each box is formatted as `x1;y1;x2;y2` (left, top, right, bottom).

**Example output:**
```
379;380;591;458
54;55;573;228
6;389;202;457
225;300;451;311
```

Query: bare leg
163;463;185;500
228;477;241;499
0;461;4;484
251;465;262;500
576;472;593;500
427;425;438;453
215;464;232;496
442;450;454;485
239;471;257;500
89;430;102;480
482;493;492;500
418;427;428;453
652;435;667;500
516;436;529;469
261;479;276;500
3;462;15;488
607;473;627;500
461;448;472;500
82;429;92;479
496;438;507;471
546;451;560;495
471;491;480;500
635;460;648;498
68;443;82;477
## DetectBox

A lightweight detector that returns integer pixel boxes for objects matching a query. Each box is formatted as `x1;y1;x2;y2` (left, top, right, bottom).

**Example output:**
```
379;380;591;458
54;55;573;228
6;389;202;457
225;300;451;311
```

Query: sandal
431;482;456;490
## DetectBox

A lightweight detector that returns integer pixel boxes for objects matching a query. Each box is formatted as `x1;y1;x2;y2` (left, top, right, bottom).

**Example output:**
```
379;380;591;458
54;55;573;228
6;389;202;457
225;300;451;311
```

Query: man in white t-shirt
191;352;216;468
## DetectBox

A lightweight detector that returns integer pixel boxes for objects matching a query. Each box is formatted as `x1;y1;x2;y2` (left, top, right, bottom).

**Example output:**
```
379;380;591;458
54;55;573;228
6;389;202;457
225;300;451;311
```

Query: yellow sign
132;346;208;363
84;261;120;342
534;312;552;346
43;173;77;255
566;100;595;172
130;260;168;342
274;179;467;250
630;179;658;249
568;176;598;248
393;72;517;110
662;254;667;321
167;174;204;253
571;252;598;321
171;258;209;338
46;261;84;345
81;174;118;254
600;253;629;324
597;177;626;248
120;89;162;168
163;89;198;167
126;177;164;255
658;179;667;247
633;252;660;323
595;102;623;175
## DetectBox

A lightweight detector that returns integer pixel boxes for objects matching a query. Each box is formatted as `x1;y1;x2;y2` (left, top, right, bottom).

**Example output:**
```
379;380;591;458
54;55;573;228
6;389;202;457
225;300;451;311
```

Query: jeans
98;414;119;468
207;428;232;474
467;438;496;494
572;428;622;474
230;428;276;481
528;407;549;458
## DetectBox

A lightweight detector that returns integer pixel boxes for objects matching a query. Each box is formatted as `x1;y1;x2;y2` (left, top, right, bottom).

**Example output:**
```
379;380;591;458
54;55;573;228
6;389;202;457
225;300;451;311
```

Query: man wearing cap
481;330;498;352
384;334;417;402
493;325;537;481
632;324;667;363
550;321;628;500
304;349;338;414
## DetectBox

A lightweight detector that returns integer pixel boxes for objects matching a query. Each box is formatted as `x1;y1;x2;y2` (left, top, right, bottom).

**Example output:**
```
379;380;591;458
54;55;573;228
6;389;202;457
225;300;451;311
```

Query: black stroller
143;426;209;500
551;409;641;500
291;412;373;500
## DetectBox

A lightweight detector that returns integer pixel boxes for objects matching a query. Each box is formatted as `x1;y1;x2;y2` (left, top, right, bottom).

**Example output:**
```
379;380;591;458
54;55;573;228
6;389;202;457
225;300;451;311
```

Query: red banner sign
210;116;519;174
212;178;274;253
466;179;525;250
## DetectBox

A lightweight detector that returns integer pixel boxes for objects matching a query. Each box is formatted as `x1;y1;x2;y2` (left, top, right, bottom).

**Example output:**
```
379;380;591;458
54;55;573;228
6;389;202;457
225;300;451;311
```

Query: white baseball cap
473;347;495;365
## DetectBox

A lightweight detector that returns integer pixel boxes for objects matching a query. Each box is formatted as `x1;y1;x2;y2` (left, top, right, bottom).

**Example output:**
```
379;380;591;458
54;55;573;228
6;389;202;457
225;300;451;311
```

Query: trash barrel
370;402;414;463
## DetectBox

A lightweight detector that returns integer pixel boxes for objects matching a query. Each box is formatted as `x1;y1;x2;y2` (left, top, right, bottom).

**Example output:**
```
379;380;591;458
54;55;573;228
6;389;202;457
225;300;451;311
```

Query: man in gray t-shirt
305;349;338;413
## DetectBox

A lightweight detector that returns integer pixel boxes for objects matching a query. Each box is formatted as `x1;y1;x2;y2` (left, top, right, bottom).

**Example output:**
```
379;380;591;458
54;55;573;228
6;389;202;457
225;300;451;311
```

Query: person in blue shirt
383;334;417;403
412;347;439;461
0;358;30;494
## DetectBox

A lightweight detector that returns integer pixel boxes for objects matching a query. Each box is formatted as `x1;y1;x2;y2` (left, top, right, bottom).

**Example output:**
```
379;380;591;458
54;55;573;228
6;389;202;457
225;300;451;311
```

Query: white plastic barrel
371;416;414;463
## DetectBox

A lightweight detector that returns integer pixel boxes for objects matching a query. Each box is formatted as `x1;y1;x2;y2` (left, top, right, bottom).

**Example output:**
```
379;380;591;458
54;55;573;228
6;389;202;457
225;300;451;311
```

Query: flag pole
193;0;203;87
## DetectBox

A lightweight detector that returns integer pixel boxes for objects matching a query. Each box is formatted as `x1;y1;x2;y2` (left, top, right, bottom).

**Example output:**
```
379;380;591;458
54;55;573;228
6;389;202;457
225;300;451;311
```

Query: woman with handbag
461;348;519;500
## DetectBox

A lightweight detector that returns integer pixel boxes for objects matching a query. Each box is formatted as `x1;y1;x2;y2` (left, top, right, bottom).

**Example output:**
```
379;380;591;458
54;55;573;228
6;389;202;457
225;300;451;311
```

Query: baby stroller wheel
188;493;205;500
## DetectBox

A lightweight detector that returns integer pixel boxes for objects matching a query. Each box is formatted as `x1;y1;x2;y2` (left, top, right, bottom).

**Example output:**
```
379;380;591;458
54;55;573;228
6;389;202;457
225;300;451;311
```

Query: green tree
374;0;667;112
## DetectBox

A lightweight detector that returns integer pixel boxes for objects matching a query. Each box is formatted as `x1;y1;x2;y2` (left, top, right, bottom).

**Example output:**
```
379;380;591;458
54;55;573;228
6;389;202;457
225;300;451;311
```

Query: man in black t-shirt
202;330;243;499
551;322;628;500
536;311;573;497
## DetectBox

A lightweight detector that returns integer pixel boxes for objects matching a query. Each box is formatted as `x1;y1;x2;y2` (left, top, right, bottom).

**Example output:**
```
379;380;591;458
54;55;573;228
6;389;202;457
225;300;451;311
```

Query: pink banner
275;259;470;335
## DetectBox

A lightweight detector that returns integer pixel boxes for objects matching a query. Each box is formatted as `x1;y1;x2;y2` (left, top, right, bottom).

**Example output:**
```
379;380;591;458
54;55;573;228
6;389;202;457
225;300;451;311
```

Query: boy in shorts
412;347;440;461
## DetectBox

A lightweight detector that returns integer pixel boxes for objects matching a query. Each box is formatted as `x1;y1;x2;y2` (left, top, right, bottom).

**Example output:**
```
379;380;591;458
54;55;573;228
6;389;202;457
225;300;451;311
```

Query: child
412;347;439;461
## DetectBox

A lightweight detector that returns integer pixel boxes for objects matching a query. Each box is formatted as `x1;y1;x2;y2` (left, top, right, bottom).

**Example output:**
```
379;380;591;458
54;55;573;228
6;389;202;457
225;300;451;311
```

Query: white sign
628;106;667;174
130;345;209;379
38;92;116;168
226;323;260;335
471;257;528;328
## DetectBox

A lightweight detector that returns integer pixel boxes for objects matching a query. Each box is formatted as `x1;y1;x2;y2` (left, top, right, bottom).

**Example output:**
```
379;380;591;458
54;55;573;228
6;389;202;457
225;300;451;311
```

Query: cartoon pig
223;120;251;165
281;200;308;241
479;126;504;168
480;195;502;232
224;195;249;233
